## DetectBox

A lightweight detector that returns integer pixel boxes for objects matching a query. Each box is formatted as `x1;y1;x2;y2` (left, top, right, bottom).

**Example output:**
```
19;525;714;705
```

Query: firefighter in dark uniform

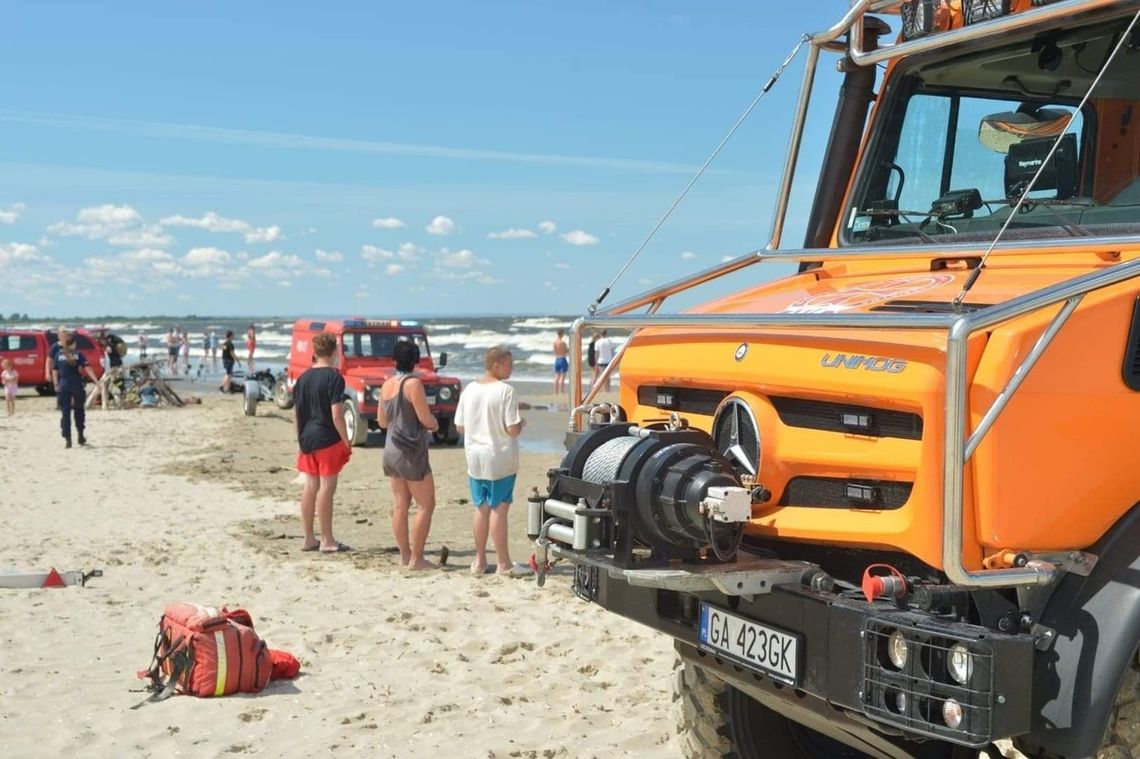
51;331;98;448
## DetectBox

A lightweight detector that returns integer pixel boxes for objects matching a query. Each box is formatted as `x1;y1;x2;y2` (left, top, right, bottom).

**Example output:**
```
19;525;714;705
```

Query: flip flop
320;542;352;554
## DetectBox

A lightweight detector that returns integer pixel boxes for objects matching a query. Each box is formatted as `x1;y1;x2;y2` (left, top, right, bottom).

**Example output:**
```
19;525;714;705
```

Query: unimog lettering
820;352;907;373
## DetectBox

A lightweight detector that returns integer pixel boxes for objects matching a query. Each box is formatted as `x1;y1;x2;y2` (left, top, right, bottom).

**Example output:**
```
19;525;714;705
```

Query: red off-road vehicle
276;318;462;446
0;328;106;394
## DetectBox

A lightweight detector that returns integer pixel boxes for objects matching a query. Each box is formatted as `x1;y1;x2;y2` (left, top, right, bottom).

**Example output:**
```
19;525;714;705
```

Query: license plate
698;603;800;685
425;395;436;405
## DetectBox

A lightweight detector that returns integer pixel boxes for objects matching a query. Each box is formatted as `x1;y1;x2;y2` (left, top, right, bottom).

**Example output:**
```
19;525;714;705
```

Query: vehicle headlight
369;387;381;402
887;629;908;670
942;698;964;729
947;642;973;685
438;386;453;401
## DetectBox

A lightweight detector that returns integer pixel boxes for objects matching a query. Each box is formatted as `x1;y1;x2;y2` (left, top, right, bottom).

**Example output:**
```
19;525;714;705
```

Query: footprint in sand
237;708;266;723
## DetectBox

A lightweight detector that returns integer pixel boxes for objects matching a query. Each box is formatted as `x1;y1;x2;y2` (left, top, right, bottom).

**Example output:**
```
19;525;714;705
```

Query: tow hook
533;518;560;588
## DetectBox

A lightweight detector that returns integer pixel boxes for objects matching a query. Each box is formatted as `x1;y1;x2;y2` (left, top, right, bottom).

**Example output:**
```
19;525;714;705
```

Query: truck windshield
343;331;429;361
843;15;1140;247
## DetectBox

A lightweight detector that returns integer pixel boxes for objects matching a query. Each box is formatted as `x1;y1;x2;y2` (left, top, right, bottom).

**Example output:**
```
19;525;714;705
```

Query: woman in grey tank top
377;339;441;570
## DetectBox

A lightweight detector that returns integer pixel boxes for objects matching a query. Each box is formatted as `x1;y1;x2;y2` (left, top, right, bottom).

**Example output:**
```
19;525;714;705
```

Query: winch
528;423;758;582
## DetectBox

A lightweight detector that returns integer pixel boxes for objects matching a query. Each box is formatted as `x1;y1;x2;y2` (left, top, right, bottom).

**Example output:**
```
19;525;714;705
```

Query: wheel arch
1024;501;1140;757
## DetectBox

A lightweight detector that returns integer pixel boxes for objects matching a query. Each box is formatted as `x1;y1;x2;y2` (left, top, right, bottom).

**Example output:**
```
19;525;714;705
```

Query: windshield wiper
982;197;1095;238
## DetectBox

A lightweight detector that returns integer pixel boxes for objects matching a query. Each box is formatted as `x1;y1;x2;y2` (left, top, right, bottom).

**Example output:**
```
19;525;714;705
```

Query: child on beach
293;332;353;553
455;345;531;577
1;359;17;416
377;338;441;570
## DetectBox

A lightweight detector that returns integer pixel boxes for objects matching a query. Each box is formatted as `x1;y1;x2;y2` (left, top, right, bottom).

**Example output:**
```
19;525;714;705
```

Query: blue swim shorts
469;474;517;507
554;356;569;374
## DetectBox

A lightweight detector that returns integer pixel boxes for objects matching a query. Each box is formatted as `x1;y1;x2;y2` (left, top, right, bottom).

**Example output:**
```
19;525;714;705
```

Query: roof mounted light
963;0;1012;25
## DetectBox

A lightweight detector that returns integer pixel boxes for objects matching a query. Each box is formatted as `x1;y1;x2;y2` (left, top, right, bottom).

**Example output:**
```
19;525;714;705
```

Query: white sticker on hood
783;274;955;314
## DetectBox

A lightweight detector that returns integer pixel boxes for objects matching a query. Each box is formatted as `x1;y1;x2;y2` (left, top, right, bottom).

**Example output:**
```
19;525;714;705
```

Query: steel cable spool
581;434;642;484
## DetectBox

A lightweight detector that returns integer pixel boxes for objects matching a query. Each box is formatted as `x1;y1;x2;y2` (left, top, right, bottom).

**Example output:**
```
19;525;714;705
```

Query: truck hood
342;366;458;385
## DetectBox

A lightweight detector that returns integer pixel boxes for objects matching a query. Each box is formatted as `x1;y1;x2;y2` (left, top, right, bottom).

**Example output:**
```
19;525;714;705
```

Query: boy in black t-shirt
294;332;352;553
220;331;238;393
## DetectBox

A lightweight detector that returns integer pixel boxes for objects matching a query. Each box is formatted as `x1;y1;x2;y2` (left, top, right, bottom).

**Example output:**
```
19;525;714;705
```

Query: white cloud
0;241;40;265
487;228;537;240
361;244;394;265
426;215;457;236
385;264;405;275
680;250;697;260
537;220;557;235
354;288;370;300
245;250;331;282
244;224;283;244
554;262;571;270
183;246;230;266
108;226;172;247
49;204;143;239
561;229;599;246
160;210;282;244
397;242;420;261
0;202;27;224
544;280;559;292
315;248;344;262
440;248;489;268
371;216;406;229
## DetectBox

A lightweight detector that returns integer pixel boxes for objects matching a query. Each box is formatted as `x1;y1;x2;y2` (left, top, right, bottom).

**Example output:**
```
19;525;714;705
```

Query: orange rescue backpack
138;603;272;701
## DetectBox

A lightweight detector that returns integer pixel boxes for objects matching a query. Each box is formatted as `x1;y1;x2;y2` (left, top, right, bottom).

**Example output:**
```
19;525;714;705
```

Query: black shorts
168;346;178;357
223;361;234;376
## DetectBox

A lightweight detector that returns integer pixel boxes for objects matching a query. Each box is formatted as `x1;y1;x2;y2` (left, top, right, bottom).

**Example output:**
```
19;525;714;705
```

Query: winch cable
587;33;811;315
952;7;1140;310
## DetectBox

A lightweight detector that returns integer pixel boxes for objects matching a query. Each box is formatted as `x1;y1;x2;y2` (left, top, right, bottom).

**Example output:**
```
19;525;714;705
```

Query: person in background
166;327;179;375
209;329;220;370
377;339;441;570
137;329;148;360
455;345;530;577
220;330;238;393
293;332;352;553
587;330;599;387
199;331;211;379
595;329;615;392
246;324;257;373
52;331;98;448
552;328;569;397
180;330;191;375
89;333;125;410
2;358;17;416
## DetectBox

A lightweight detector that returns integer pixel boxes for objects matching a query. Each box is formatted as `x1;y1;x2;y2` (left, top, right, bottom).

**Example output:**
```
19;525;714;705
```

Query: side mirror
438;351;448;367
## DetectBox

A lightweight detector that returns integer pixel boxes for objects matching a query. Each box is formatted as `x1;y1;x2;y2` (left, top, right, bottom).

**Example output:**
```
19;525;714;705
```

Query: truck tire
343;398;367;447
671;658;974;759
243;393;258;416
274;378;293;410
1089;650;1140;758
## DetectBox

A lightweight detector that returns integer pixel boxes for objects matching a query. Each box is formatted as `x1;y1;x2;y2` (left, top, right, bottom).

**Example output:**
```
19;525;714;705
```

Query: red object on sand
42;568;66;588
269;649;301;680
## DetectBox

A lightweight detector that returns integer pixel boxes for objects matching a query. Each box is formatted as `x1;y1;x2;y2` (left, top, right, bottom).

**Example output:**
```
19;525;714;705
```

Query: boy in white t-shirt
455;345;531;577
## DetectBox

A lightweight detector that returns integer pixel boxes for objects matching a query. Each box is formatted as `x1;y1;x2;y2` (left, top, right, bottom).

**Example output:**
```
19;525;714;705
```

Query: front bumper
566;550;1035;750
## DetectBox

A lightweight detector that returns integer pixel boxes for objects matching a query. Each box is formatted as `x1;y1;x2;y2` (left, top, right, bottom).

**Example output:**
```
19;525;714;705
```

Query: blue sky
0;1;851;318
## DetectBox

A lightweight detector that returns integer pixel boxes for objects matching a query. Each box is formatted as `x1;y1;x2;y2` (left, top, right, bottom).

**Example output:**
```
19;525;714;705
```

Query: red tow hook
861;563;909;604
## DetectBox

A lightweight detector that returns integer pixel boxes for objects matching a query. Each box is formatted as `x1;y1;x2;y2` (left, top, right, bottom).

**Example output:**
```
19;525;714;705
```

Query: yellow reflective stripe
213;631;228;696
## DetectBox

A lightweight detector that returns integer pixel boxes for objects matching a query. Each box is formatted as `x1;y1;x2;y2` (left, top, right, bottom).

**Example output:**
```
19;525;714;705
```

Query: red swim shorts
297;441;351;477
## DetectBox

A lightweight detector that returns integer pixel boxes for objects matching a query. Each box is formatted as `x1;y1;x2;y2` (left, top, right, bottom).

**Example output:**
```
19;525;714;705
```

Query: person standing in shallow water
552;328;569;397
293;332;352;553
246;324;257;373
376;339;441;570
52;331;98;448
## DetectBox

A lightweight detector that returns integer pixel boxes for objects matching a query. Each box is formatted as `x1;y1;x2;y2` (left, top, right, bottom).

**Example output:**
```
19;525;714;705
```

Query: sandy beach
0;380;675;758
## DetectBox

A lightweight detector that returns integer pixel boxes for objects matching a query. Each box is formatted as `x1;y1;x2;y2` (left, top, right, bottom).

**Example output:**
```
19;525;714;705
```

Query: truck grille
636;385;727;416
770;396;923;441
712;398;760;476
779;477;912;510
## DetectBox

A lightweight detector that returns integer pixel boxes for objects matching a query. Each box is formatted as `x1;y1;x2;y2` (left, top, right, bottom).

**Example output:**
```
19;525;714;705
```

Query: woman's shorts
468;474;517;507
297;440;351;477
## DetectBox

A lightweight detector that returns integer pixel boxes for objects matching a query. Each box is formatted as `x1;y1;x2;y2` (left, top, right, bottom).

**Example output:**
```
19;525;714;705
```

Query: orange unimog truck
528;2;1140;757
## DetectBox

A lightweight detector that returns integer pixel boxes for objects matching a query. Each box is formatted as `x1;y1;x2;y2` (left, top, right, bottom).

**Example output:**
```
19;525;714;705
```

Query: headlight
438;386;453;401
942;698;964;729
368;387;381;402
947;642;973;685
887;629;908;670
